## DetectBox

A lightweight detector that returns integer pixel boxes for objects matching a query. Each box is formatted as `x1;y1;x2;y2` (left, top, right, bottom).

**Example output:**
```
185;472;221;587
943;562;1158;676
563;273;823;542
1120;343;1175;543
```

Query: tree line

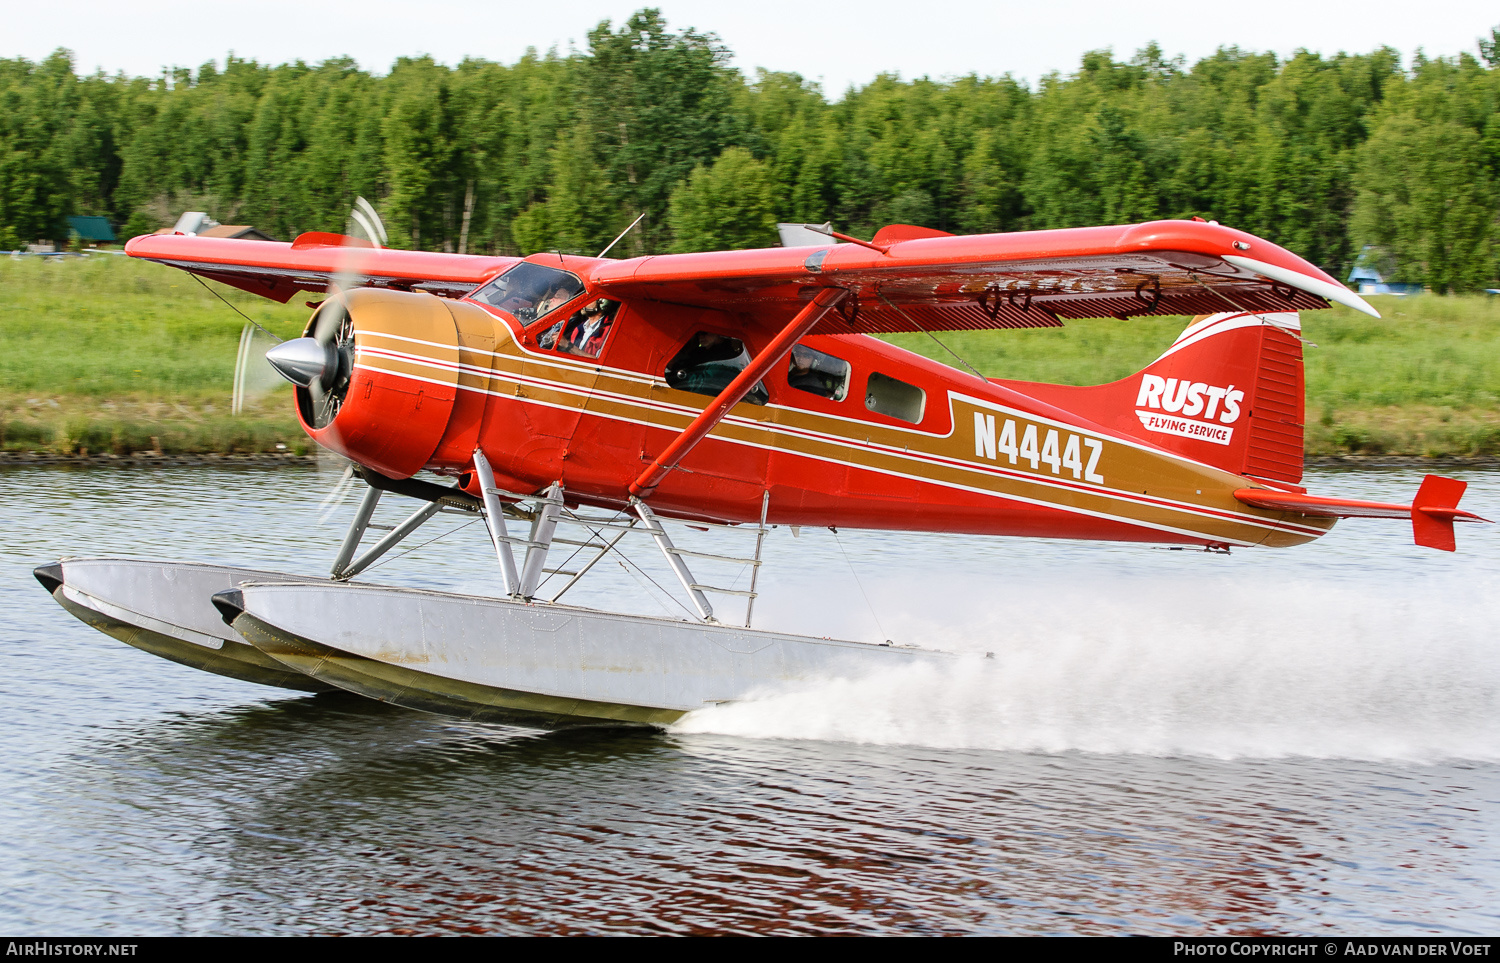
2;10;1497;291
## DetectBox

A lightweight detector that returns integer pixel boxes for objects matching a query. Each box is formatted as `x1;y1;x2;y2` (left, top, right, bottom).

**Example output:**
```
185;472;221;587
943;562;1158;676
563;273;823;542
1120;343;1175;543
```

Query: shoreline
3;451;1497;471
0;451;319;468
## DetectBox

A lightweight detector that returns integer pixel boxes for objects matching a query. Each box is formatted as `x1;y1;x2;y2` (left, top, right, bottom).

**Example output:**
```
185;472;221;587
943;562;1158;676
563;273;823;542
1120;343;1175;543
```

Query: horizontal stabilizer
1234;474;1489;552
1411;474;1476;552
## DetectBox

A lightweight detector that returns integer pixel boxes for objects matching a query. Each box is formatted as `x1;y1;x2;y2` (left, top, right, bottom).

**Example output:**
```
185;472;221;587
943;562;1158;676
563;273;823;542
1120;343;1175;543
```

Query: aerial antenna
597;212;647;258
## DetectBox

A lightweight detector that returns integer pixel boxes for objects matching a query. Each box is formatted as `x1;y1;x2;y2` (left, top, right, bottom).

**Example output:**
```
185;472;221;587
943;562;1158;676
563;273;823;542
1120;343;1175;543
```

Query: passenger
668;333;744;394
552;300;616;358
787;344;843;398
787;345;820;389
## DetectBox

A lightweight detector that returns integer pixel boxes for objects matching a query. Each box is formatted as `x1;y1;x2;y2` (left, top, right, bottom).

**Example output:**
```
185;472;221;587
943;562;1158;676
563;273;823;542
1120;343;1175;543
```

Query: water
1;466;1497;935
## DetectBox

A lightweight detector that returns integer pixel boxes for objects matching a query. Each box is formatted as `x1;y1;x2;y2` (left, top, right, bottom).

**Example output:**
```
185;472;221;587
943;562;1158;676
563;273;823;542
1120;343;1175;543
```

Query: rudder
1005;312;1306;483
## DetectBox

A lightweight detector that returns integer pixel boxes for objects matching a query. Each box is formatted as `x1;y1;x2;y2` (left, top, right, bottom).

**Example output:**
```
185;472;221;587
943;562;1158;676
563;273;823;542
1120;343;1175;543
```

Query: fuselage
302;256;1334;551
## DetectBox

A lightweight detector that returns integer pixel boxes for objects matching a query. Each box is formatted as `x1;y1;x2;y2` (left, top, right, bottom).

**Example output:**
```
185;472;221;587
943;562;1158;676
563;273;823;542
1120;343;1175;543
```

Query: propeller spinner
265;336;339;388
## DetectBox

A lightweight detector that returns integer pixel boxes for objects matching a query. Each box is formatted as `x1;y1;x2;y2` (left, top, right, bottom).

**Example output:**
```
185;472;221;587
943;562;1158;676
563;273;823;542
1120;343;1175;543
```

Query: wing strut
630;287;851;498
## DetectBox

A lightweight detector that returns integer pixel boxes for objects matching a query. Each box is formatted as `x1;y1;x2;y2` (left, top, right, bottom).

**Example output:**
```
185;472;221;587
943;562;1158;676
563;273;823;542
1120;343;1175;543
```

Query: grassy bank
3;254;1498;457
1;254;306;454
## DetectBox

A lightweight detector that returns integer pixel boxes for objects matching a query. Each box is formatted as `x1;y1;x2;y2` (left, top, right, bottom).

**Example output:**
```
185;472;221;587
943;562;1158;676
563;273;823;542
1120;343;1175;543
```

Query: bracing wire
532;508;625;596
191;274;284;342
1190;273;1259;316
1187;274;1312;342
614;558;683;619
831;527;887;641
361;516;484;574
875;291;988;382
576;513;697;620
531;535;591;596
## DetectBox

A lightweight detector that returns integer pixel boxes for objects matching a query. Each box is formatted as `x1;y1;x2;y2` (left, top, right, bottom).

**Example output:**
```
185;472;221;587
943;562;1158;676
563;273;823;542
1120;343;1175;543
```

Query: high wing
124;231;520;303
126;219;1376;336
589;220;1378;335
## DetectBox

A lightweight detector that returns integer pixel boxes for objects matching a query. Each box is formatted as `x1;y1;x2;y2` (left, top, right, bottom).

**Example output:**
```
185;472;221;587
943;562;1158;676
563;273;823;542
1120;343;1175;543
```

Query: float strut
336;500;444;580
630;497;715;622
745;490;770;628
472;448;521;595
518;482;563;598
330;486;382;578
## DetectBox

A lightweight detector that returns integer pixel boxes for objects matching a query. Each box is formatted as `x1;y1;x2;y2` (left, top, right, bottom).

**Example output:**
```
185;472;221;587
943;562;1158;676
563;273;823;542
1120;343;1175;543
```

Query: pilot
787;345;833;396
536;283;574;317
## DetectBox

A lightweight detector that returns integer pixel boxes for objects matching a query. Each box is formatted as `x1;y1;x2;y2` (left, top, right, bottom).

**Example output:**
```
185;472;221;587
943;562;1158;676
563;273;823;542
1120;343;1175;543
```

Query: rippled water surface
2;466;1497;935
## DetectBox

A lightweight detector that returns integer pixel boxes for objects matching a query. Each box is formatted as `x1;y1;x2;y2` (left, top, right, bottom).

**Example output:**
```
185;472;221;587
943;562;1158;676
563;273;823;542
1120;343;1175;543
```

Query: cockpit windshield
471;262;585;323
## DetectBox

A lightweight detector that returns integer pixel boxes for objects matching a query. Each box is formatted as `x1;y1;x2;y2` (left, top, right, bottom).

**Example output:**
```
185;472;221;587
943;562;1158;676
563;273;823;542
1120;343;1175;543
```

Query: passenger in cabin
786;344;851;401
538;299;620;358
668;333;738;393
665;332;770;405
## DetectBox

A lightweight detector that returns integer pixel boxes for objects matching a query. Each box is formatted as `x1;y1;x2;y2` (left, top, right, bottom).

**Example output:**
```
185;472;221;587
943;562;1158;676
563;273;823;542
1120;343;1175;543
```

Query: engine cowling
294;289;467;479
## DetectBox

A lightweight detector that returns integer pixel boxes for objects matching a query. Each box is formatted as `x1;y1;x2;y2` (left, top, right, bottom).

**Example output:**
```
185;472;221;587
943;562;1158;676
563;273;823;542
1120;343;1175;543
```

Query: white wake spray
675;570;1500;761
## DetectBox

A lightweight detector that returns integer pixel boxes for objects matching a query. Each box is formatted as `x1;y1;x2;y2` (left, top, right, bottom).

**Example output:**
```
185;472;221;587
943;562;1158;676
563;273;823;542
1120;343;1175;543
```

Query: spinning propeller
239;197;390;517
264;196;386;429
230;322;286;416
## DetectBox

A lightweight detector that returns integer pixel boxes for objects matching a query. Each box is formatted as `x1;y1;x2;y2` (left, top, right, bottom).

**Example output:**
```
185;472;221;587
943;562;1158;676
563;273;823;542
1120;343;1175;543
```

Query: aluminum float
41;469;944;728
35;558;337;693
211;580;938;729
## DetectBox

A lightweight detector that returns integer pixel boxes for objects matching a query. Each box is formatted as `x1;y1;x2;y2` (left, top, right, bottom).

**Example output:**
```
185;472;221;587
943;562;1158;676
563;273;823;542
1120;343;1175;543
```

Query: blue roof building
1347;257;1423;296
66;216;117;243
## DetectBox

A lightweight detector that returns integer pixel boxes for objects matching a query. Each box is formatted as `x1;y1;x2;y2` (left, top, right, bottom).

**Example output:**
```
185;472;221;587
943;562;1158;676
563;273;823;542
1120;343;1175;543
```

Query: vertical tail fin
1136;311;1305;483
1006;311;1306;483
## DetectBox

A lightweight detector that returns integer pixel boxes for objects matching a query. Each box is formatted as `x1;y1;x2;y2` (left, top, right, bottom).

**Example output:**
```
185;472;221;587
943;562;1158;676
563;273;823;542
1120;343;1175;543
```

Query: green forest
3;9;1499;291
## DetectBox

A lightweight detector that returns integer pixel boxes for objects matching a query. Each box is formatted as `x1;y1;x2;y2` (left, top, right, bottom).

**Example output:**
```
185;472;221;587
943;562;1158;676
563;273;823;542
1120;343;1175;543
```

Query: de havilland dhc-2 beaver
35;206;1490;729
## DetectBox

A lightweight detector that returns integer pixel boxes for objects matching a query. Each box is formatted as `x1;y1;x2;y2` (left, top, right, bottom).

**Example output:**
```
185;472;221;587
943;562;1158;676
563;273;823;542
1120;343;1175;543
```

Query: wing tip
1223;254;1380;319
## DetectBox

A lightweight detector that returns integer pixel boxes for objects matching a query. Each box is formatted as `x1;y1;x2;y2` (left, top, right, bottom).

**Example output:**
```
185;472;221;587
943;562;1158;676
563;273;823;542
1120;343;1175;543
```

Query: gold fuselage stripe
351;322;1328;548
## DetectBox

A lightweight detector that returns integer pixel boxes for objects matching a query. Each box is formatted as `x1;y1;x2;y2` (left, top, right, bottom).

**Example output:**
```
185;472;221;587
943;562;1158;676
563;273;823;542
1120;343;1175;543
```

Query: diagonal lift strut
629;286;849;498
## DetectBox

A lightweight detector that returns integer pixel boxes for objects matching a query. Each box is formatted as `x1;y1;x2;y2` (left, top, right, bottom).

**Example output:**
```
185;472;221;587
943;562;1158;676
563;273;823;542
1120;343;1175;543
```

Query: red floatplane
36;213;1489;728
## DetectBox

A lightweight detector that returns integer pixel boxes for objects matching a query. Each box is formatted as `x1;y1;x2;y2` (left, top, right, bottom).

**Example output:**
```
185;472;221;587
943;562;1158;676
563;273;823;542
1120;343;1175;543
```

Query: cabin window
535;298;620;359
865;371;925;423
471;262;584;323
786;344;850;402
664;332;769;406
